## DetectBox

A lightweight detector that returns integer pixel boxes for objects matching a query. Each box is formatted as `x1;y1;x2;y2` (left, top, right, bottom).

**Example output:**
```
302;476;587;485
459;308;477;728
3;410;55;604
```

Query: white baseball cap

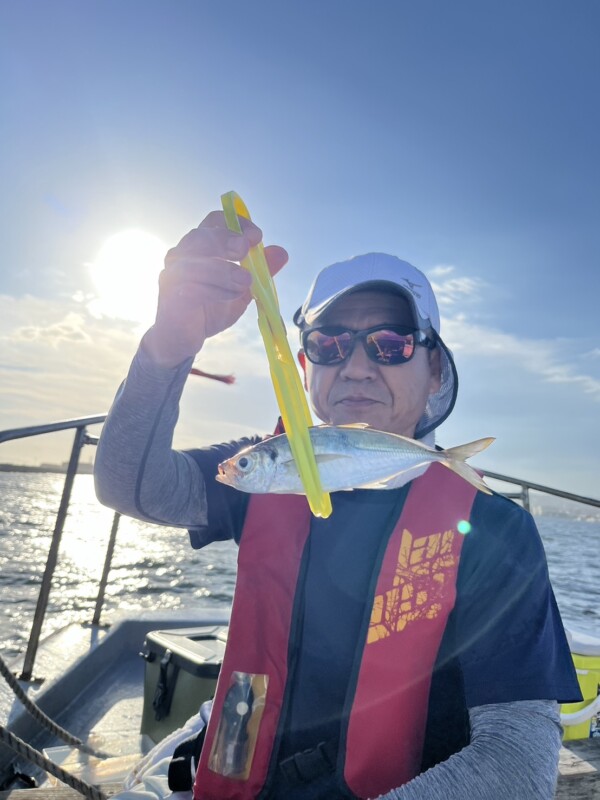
293;252;458;437
294;252;440;332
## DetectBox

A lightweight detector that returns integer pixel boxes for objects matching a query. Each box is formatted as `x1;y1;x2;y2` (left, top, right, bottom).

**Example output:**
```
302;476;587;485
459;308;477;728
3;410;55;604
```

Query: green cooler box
140;625;228;743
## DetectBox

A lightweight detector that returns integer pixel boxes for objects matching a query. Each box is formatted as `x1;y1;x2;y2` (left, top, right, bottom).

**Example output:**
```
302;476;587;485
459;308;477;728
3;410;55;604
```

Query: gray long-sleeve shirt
95;344;565;799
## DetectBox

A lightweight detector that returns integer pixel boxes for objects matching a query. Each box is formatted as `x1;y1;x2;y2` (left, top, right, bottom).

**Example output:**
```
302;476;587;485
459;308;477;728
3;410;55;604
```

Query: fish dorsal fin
316;422;436;452
385;431;437;452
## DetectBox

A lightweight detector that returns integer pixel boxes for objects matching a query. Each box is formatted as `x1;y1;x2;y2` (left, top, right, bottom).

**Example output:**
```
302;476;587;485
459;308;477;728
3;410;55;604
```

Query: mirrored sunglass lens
366;331;415;363
307;331;352;363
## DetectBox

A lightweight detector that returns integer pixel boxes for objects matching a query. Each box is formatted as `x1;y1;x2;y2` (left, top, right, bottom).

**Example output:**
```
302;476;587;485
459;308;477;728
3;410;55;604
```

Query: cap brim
296;280;433;331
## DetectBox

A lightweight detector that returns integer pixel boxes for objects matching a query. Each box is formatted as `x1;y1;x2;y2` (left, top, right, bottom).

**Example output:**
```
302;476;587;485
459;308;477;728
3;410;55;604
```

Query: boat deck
0;739;598;799
0;613;228;794
0;787;122;800
557;738;600;798
2;617;599;798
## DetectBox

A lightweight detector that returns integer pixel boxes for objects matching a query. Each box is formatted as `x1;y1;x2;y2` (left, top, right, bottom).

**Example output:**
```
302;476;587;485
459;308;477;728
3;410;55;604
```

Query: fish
216;424;494;495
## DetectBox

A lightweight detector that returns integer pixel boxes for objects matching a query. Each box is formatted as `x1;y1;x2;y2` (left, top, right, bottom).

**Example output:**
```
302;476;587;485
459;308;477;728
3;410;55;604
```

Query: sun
89;229;168;326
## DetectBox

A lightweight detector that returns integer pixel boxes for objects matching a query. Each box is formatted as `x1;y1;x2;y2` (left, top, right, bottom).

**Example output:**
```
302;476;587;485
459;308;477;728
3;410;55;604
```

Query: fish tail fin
441;437;495;495
444;437;495;461
440;459;493;494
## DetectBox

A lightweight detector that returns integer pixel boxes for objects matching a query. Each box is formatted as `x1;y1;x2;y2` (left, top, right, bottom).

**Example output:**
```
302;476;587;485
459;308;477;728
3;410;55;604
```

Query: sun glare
89;229;167;326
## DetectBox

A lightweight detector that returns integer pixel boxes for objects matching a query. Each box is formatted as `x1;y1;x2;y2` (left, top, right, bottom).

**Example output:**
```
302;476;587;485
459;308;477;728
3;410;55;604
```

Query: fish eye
238;456;250;470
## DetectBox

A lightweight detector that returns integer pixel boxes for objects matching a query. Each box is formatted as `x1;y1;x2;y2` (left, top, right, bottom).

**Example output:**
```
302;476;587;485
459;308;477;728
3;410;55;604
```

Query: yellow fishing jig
221;191;332;518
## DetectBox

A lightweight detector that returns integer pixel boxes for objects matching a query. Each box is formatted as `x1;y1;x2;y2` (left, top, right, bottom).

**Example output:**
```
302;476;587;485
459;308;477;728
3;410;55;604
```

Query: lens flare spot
457;520;472;535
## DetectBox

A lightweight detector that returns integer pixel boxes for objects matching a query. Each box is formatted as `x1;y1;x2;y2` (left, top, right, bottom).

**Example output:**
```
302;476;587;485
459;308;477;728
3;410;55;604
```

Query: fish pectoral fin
357;465;429;489
355;479;391;489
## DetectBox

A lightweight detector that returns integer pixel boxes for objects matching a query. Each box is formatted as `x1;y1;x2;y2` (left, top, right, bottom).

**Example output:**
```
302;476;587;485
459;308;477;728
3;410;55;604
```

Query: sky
1;0;598;498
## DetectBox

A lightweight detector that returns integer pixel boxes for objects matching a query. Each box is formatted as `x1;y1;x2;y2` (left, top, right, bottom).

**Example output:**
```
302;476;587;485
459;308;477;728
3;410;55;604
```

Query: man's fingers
159;257;252;298
198;210;226;228
264;245;289;277
163;211;286;309
167;214;264;265
197;210;263;244
166;227;247;262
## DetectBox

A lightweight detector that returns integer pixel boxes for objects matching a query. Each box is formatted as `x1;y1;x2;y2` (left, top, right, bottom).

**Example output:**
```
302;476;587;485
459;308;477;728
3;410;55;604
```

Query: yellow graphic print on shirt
368;528;458;644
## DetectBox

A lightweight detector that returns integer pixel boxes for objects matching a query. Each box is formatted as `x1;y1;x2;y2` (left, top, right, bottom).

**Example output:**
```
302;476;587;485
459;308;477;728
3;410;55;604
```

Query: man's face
300;290;441;437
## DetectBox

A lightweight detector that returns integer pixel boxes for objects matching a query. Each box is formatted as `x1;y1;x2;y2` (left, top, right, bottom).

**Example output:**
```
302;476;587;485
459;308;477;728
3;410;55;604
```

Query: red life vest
194;464;477;799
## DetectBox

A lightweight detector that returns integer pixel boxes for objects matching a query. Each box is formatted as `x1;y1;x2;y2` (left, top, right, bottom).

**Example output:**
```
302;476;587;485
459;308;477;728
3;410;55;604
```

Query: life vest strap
278;739;338;786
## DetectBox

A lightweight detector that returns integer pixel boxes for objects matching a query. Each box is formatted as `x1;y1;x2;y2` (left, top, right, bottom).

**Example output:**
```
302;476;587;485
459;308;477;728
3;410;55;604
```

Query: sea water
0;472;599;660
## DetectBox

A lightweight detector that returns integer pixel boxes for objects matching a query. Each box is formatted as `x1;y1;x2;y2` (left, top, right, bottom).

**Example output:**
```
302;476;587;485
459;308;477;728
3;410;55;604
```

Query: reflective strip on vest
194;464;477;799
343;463;475;798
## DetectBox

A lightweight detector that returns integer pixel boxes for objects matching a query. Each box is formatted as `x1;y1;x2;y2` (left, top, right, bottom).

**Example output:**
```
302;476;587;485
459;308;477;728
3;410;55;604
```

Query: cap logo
400;277;423;299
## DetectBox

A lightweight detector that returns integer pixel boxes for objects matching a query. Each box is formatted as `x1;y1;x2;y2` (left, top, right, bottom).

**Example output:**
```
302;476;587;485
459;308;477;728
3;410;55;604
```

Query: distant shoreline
0;463;94;475
0;465;597;520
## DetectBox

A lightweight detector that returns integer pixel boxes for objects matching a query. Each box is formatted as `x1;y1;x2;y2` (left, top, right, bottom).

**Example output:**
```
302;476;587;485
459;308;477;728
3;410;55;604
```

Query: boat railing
1;416;599;682
480;469;600;513
1;416;109;681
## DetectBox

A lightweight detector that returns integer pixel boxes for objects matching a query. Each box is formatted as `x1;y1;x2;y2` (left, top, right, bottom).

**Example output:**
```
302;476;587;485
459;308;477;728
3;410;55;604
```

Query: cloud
0;293;275;465
12;312;91;345
437;294;599;495
538;365;600;397
420;266;600;403
444;317;600;401
428;266;454;277
427;264;485;309
0;363;37;373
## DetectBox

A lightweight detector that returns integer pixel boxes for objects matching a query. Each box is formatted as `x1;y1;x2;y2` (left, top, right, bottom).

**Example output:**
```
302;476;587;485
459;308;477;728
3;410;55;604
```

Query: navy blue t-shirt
186;438;581;775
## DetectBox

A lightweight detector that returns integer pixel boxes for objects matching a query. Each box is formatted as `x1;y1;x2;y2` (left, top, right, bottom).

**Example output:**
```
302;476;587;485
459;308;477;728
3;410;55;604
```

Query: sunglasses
301;324;436;367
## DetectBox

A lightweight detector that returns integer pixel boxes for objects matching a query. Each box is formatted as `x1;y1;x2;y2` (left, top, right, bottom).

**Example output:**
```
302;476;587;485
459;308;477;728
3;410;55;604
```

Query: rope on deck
0;653;110;759
0;725;107;800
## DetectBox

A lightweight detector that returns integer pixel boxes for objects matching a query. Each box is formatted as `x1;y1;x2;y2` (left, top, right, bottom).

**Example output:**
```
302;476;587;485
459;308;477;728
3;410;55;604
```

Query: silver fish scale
263;425;442;493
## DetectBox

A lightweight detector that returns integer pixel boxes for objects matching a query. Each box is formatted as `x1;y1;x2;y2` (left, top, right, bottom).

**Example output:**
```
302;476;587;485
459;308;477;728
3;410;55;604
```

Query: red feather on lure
190;367;235;385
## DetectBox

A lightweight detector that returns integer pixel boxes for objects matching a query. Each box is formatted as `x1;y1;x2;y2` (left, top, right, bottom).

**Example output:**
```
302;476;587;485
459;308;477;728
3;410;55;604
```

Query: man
95;211;581;799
